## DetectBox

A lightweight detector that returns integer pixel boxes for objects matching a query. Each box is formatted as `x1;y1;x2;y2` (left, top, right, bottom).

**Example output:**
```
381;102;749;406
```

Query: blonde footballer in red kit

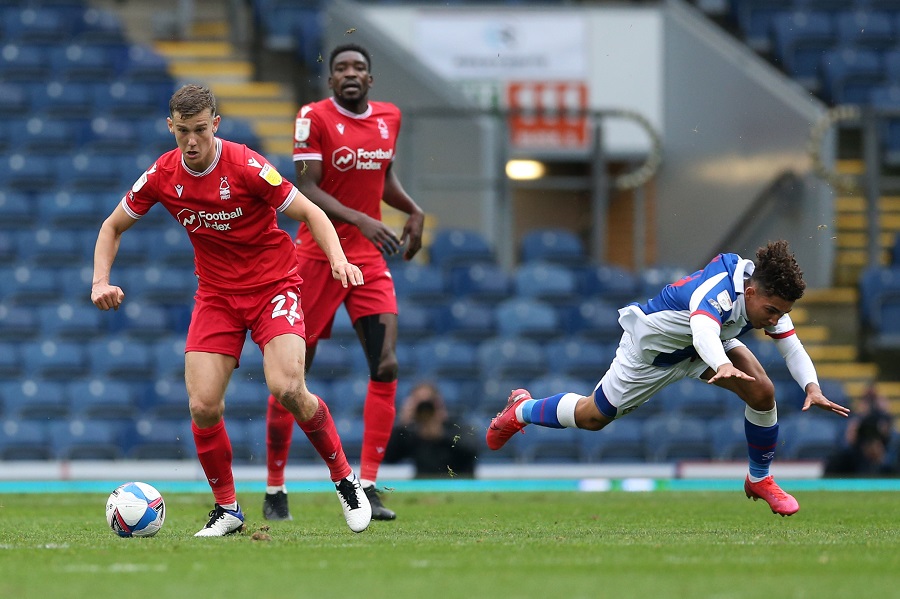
263;44;425;522
91;84;372;536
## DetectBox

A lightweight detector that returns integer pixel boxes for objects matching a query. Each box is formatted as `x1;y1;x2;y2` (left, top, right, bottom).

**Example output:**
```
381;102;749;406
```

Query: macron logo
332;146;355;172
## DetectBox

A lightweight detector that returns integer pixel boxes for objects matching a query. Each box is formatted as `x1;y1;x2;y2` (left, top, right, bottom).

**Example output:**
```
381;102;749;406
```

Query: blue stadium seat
309;341;356;380
74;7;127;45
21;339;88;380
147;378;189;421
514;423;581;463
327;305;357;345
575;263;639;305
520;228;586;266
121;265;197;304
579;417;646;463
0;82;31;116
0;153;57;191
59;152;128;192
83;117;141;155
0;419;52;460
642;414;712;462
224;379;268;420
448;262;512;302
746;336;792;380
0;43;51;82
414;338;479;380
638;265;690;299
820;47;883;105
514;262;578;305
779;413;845;460
50;418;127;460
136;118;176;156
129;417;192;460
151;335;186;380
835;11;895;52
429;228;495;269
37;191;107;229
121;44;172;84
2;265;61;304
0;304;39;340
544;338;615;381
0;341;20;378
432;298;497;341
37;302;105;340
494;297;561;340
870;84;900;166
148;226;196;267
655;378;732;419
92;80;173;120
109;301;171;339
88;337;153;380
28;80;96;119
327;375;369;420
215;117;262;149
477;336;547;380
0;230;14;264
237;336;266;381
17;228;83;266
59;264;94;300
707;415;747;461
527;373;594;401
0;378;70;420
730;0;786;53
1;7;75;44
558;297;622;342
48;43;119;82
67;378;138;421
334;414;365;458
7;117;80;154
391;262;449;305
0;190;35;228
771;11;836;91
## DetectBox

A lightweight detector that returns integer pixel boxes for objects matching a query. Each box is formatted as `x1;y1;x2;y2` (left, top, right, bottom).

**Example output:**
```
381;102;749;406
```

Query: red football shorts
185;275;307;366
298;256;397;347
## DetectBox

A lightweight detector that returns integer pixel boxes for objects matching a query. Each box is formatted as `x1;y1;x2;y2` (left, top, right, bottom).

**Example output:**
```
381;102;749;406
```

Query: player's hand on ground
358;215;402;256
91;284;125;311
400;210;425;261
707;363;756;384
331;261;364;288
802;389;851;417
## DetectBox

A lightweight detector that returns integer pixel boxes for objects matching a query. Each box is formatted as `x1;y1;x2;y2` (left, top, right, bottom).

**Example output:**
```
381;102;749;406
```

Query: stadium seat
730;0;786;53
328;375;369;420
745;336;791;380
136;118;177;156
333;415;365;459
835;11;895;52
37;191;107;229
1;266;61;304
121;44;172;84
0;82;31;116
0;304;39;340
642;414;712;462
579;417;646;463
59;152;128;192
0;419;52;460
0;43;51;82
779;413;845;460
0;379;70;420
2;7;75;44
514;262;578;305
121;265;198;304
771;11;835;91
414;338;479;380
820;47;883;105
655;378;732;419
309;340;356;380
92;79;172;121
0;190;35;229
111;301;171;339
428;228;495;269
432;298;498;341
37;302;105;340
494;297;561;340
147;378;189;421
21;339;88;380
0;341;20;378
0;153;57;192
527;373;594;401
638;265;690;299
83;117;141;155
448;262;513;302
520;228;586;266
224;379;268;420
17;228;83;266
147;225;196;267
28;80;95;119
326;306;357;345
49;419;126;460
544;338;615;381
151;335;186;380
215;117;262;149
129;417;192;460
575;263;640;305
397;300;435;341
391;262;449;306
871;84;900;166
48;43;120;82
67;379;138;422
74;7;128;46
707;415;747;461
237;336;266;381
514;423;581;463
88;337;153;380
558;297;622;342
477;336;547;380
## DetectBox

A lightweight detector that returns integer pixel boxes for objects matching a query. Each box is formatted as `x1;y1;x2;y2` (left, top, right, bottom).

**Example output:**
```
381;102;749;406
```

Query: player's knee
743;377;776;411
189;398;224;427
371;355;398;382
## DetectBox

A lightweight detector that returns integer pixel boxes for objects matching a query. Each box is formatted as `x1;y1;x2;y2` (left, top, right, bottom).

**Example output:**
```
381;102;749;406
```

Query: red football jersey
292;97;402;264
121;138;300;293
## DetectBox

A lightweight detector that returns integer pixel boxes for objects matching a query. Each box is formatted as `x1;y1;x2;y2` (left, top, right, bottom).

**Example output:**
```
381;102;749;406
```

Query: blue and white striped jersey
618;253;796;368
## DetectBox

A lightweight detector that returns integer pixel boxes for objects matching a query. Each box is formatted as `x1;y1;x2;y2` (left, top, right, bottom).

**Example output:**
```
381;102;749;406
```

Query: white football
105;481;166;538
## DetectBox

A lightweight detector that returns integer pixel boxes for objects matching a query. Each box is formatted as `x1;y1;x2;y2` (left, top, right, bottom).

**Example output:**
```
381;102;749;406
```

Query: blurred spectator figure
384;382;476;478
826;384;896;477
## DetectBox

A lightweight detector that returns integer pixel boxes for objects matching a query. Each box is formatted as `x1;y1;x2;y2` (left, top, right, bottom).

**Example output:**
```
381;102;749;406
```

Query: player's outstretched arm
284;190;364;289
91;204;136;311
802;382;851;417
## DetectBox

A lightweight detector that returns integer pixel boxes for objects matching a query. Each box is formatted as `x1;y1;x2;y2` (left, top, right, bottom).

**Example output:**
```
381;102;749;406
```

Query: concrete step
168;60;254;80
816;361;879;381
210;81;285;100
155;41;233;58
805;344;859;362
217;100;297;119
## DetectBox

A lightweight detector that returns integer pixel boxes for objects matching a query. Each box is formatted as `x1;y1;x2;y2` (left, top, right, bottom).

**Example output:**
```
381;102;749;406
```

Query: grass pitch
0;489;898;599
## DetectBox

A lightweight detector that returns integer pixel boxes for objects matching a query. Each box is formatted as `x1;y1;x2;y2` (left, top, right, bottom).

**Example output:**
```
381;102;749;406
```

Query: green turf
0;490;898;599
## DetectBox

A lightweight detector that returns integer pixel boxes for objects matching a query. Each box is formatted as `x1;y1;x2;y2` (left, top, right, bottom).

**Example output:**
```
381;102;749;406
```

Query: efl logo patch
259;164;283;186
294;117;310;142
716;290;733;311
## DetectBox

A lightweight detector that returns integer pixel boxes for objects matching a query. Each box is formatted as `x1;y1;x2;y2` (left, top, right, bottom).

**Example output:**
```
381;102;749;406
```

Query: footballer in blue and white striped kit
487;240;850;516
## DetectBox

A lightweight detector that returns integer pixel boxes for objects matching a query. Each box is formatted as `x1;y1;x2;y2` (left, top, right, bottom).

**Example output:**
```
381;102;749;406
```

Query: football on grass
105;481;166;538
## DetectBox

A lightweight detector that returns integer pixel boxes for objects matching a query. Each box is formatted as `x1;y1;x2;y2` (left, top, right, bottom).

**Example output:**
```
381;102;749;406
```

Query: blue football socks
745;419;779;481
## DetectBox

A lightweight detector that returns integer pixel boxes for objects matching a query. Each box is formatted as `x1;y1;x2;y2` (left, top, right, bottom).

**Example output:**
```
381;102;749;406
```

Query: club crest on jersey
706;298;722;315
219;177;231;200
295;117;311;142
377;117;389;139
259;164;283;186
716;290;733;311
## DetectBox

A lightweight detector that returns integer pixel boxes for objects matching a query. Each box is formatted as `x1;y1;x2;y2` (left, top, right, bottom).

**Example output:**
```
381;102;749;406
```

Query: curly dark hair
329;43;371;73
750;240;805;301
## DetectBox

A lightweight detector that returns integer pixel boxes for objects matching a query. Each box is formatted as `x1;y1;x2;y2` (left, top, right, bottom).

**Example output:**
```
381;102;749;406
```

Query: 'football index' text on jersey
177;207;244;232
331;146;394;172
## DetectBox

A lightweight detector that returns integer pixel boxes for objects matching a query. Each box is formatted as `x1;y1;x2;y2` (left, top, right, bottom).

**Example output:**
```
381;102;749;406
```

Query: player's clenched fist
92;284;125;311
